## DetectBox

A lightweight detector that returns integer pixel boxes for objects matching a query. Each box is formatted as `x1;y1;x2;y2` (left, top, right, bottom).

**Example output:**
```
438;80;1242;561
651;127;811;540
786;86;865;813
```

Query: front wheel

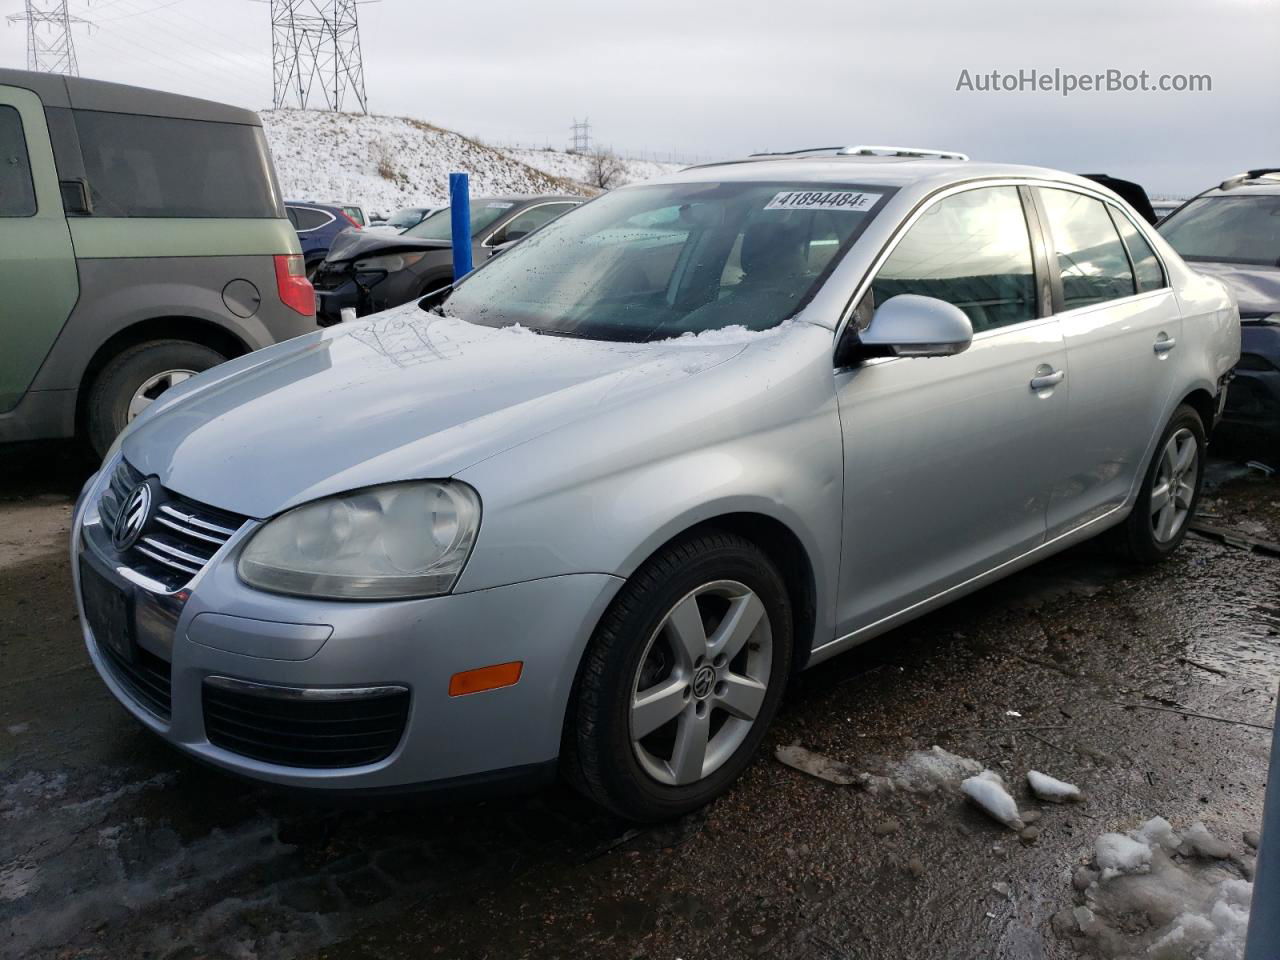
563;531;793;821
1113;404;1207;563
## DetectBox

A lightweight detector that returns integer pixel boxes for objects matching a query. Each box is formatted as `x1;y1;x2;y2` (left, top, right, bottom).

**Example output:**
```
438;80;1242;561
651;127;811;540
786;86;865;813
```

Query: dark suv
1158;170;1280;448
0;69;315;455
312;195;581;324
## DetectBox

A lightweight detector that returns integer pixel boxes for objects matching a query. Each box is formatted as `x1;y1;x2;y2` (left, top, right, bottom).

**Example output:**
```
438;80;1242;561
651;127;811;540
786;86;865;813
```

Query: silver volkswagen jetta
72;146;1239;821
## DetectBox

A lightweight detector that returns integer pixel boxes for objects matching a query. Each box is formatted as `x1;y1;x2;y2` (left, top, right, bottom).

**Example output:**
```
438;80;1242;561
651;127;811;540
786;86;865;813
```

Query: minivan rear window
73;110;282;219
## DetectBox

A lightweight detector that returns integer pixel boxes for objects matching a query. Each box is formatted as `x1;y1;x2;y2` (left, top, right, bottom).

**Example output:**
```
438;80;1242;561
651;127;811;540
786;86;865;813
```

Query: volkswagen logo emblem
691;664;716;700
112;481;153;552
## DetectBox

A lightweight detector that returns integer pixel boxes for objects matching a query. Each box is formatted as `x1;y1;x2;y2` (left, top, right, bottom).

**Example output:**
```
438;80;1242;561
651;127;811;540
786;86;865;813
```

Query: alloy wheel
1150;426;1198;543
629;579;772;786
127;369;195;421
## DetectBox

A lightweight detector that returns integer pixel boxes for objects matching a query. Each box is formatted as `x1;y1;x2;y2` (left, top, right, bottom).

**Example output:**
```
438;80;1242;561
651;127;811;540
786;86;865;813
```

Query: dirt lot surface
1;443;1277;960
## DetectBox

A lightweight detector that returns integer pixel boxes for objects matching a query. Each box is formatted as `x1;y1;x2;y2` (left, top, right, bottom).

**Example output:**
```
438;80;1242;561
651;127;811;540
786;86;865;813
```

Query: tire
1112;404;1207;563
563;530;793;821
86;340;227;457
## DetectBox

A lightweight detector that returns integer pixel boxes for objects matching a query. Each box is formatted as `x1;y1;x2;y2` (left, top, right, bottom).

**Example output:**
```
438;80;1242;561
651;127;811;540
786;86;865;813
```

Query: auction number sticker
765;190;882;212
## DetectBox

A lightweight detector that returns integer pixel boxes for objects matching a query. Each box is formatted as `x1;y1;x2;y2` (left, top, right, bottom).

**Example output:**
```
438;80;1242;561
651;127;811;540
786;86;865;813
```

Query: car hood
1189;261;1280;317
325;228;452;262
121;305;751;518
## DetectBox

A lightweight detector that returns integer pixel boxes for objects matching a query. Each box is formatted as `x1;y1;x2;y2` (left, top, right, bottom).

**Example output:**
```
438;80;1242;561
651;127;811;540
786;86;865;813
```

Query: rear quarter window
73;109;282;219
0;106;37;217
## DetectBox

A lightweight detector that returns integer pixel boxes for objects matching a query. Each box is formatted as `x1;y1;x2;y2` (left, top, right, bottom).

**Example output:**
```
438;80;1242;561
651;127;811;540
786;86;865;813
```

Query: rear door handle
1154;335;1177;354
1030;369;1065;391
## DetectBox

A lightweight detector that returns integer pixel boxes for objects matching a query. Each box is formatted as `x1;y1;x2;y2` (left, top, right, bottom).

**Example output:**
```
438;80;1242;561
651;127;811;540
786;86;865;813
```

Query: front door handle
1030;369;1065;391
1154;335;1177;355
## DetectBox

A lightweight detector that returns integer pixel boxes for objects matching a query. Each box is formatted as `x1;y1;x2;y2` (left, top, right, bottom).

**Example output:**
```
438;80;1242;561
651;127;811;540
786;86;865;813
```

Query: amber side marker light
448;661;523;697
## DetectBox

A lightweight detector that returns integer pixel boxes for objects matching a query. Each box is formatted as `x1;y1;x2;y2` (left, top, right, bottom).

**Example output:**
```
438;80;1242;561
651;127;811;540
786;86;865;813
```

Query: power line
6;1;88;75
267;0;369;113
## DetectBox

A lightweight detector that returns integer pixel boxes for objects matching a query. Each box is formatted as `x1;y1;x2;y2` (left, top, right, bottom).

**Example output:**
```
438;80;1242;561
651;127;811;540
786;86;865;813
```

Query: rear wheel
86;340;226;457
564;531;793;821
1113;404;1206;563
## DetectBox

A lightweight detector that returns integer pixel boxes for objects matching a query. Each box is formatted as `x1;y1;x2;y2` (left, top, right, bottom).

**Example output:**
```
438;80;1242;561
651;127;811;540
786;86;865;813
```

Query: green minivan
0;69;317;455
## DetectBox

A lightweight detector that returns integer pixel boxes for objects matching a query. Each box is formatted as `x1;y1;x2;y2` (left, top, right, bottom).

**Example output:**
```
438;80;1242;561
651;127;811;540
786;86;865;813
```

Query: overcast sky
4;0;1278;196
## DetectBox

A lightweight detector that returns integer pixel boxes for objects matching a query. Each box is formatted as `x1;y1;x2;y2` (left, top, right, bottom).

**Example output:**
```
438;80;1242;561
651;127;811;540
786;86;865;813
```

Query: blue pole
1244;684;1280;960
449;172;472;281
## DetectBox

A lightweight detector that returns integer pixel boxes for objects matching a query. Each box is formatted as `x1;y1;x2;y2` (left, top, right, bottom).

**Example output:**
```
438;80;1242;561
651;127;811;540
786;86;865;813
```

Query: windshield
439;181;893;342
386;208;426;229
1158;195;1280;266
404;200;517;241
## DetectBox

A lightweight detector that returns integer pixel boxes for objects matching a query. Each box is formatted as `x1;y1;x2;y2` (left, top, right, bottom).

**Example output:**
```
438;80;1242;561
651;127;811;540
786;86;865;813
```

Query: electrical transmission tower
6;1;86;75
268;0;368;113
570;117;592;153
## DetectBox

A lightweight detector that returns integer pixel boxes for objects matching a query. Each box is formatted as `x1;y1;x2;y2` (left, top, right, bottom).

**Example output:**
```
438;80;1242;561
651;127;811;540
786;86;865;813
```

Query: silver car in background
72;146;1239;821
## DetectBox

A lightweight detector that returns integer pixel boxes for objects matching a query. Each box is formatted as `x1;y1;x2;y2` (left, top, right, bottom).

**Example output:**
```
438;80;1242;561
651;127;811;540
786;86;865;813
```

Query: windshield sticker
486;201;515;209
765;190;882;212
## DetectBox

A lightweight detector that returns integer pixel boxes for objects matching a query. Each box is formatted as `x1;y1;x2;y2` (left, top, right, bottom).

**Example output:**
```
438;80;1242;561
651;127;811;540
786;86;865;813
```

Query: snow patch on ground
1027;769;1081;803
885;745;984;793
961;770;1024;830
1058;817;1254;960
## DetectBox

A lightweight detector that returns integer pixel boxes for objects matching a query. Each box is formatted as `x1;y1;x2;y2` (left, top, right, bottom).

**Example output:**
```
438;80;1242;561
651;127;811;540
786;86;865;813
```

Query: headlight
353;251;428;273
238;481;481;600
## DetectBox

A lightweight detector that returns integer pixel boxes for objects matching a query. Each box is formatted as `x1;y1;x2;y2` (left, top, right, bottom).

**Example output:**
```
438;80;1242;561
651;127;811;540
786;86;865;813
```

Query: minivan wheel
1113;404;1206;563
564;531;793;821
86;340;227;457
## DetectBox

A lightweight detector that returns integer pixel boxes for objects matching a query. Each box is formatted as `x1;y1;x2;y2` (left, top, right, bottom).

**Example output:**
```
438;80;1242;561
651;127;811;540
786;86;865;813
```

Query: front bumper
71;467;623;792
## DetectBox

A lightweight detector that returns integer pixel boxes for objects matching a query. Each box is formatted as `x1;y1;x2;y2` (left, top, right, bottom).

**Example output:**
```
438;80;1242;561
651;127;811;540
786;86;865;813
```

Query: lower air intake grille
202;679;410;769
100;641;172;721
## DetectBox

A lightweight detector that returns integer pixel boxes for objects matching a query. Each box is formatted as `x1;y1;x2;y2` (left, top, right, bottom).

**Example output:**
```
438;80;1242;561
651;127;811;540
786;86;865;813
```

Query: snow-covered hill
260;109;682;219
506;148;682;189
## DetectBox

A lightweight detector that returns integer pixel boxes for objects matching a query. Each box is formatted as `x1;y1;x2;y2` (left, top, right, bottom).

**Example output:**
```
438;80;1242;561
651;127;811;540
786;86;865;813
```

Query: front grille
100;640;172;720
202;681;410;769
99;459;247;592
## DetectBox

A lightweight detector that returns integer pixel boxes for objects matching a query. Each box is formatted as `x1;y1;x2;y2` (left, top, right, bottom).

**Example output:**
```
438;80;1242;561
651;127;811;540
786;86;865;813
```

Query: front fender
452;324;844;654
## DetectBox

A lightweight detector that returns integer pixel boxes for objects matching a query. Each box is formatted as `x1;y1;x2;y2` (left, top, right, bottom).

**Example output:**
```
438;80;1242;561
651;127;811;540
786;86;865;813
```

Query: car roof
475;195;584;204
1194;173;1280;199
0;67;261;126
285;201;348;212
653;154;1111;198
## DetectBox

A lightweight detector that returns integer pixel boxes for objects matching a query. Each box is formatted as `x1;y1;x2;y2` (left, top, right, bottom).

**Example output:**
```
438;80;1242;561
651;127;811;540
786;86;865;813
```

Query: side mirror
859;294;973;358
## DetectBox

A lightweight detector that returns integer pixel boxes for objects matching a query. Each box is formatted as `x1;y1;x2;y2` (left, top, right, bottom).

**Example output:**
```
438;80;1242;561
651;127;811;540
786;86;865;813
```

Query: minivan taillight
274;254;315;317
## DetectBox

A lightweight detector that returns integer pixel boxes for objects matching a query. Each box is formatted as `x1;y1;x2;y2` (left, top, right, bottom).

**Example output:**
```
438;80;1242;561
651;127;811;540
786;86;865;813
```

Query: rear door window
1109;209;1166;293
870;186;1037;332
74;110;281;218
0;106;37;217
1037;188;1136;309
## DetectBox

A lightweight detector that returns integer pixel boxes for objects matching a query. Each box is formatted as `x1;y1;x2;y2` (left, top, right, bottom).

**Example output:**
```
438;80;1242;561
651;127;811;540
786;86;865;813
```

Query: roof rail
749;144;969;161
1220;168;1280;190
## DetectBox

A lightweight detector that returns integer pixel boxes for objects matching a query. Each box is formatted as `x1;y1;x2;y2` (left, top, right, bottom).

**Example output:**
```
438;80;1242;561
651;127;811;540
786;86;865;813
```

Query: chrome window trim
479;200;581;248
830;176;1173;356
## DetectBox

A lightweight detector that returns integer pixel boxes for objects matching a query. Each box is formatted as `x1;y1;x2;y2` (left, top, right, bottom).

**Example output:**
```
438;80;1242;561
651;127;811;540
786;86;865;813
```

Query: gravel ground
1;443;1277;960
